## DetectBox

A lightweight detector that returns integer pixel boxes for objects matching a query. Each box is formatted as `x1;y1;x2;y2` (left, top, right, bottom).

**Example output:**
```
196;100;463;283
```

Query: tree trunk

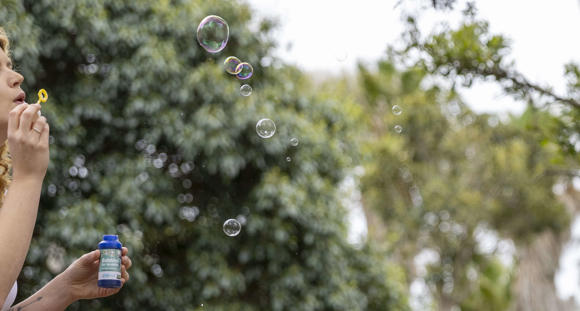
513;184;580;311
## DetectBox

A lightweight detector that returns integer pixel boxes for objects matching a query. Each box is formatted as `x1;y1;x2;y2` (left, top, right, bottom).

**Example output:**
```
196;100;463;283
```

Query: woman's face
0;48;25;141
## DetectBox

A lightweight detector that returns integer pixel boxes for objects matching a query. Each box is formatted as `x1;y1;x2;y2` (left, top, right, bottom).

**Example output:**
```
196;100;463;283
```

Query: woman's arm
0;103;49;306
0;177;43;305
8;274;74;311
8;248;132;310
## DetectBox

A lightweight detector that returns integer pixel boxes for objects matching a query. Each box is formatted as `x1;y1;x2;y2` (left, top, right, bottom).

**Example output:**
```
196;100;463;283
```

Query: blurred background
1;0;579;310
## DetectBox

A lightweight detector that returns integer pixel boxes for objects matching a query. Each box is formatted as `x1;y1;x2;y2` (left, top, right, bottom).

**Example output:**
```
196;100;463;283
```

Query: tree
358;2;579;310
1;0;408;310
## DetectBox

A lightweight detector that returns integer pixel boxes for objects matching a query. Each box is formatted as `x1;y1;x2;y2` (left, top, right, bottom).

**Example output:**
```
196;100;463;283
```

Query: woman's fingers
31;116;47;136
122;247;128;256
39;123;50;146
122;255;132;269
18;104;42;132
121;265;130;282
8;104;29;132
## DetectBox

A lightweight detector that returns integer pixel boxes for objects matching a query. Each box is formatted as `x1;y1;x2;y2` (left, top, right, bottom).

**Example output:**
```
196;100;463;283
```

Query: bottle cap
103;235;118;241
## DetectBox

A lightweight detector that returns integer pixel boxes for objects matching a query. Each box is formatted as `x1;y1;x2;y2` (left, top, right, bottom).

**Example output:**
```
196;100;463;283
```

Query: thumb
79;249;100;265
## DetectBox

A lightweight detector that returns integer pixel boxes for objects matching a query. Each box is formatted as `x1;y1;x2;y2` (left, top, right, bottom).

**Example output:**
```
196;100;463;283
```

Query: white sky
246;0;580;115
246;0;580;306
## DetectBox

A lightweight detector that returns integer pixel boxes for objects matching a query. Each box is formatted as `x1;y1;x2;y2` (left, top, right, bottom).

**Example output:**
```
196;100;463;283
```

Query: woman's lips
13;91;26;105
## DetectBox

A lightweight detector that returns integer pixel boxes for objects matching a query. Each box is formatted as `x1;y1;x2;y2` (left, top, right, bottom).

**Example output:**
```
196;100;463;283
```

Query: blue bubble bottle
97;235;122;288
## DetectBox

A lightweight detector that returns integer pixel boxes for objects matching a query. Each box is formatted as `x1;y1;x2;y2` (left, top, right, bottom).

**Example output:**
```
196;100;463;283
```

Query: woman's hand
59;247;132;301
6;103;49;181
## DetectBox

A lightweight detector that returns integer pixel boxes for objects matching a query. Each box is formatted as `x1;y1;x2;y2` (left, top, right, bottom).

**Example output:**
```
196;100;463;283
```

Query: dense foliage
1;0;408;310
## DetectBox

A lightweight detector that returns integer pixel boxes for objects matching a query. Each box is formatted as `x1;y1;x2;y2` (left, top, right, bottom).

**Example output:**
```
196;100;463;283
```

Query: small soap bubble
336;50;348;62
180;206;199;222
74;155;86;167
47;184;57;196
78;167;88;178
392;105;403;115
235;62;253;80
224;56;242;74
153;158;164;168
182;179;192;189
145;144;156;155
240;84;252;96
223;219;241;236
68;166;78;177
286;157;291;162
290;138;299;146
197;15;229;53
236;215;247;225
394;125;403;134
151;264;163;277
86;54;96;64
256;118;276;138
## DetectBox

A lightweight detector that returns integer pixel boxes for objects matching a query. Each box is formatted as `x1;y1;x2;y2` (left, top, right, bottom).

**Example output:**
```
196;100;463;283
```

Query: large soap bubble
197;15;229;53
223;219;241;237
256;118;276;138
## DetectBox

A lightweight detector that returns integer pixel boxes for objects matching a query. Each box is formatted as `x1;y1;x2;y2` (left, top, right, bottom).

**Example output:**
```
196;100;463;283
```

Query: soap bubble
235;62;253;80
256;118;276;138
223;219;241;237
290;138;299;146
197;15;229;53
392;105;403;115
224;56;242;74
336;50;348;62
286;157;292;162
240;84;252;96
394;125;403;133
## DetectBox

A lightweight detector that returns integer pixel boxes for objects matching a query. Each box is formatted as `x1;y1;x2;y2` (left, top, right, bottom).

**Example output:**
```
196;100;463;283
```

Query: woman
0;28;132;310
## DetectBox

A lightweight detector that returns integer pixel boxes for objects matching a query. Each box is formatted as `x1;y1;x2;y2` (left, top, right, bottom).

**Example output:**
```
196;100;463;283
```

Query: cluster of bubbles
392;104;403;133
196;15;254;84
223;56;254;80
197;15;302;237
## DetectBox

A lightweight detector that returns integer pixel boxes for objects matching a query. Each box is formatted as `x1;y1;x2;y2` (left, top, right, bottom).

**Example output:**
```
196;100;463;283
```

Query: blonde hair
0;27;13;202
0;27;9;57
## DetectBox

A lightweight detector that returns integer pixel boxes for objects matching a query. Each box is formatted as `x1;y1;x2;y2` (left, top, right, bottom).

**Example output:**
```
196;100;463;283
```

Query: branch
508;73;580;110
482;67;580;110
544;168;580;177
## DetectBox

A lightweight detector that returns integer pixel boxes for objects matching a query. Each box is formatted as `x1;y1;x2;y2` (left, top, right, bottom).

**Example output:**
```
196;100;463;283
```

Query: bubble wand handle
35;89;47;116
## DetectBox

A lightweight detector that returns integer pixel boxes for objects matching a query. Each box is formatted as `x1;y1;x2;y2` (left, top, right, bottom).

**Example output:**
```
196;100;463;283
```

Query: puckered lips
13;91;26;105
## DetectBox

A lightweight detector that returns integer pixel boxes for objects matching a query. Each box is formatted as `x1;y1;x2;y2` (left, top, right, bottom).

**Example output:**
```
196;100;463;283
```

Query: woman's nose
9;70;24;88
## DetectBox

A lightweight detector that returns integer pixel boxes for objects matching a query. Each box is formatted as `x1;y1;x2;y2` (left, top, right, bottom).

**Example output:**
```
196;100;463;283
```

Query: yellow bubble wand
35;89;48;116
35;89;48;105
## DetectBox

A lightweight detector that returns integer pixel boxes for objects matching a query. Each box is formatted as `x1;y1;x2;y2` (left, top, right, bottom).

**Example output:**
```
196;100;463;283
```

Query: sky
245;0;580;305
246;0;580;115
